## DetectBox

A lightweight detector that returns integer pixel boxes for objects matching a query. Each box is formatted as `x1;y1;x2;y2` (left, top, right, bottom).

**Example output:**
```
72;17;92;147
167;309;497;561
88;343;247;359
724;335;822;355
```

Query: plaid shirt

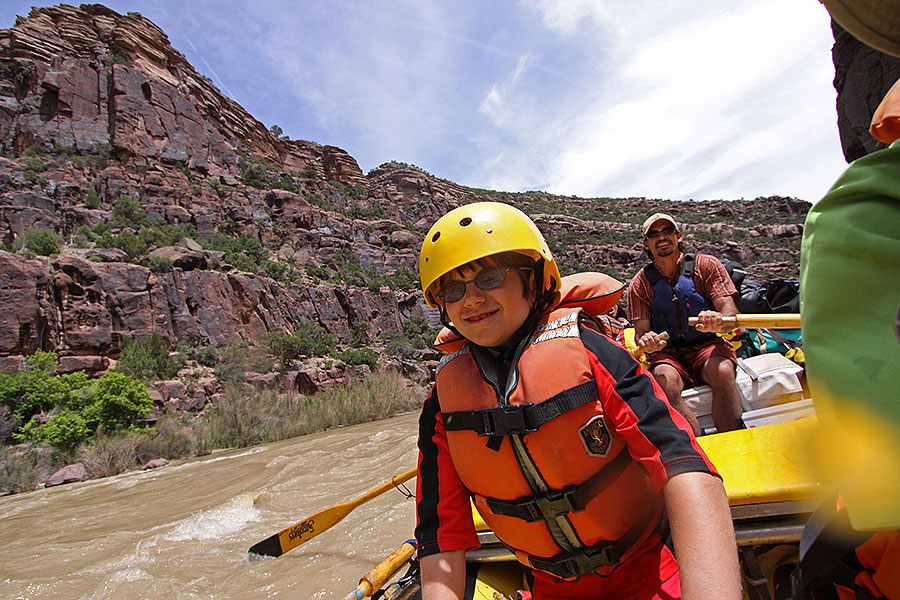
627;253;737;323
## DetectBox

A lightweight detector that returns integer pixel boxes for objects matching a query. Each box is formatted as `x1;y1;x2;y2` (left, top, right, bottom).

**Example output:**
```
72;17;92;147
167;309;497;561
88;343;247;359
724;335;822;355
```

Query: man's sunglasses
645;226;677;239
437;268;514;303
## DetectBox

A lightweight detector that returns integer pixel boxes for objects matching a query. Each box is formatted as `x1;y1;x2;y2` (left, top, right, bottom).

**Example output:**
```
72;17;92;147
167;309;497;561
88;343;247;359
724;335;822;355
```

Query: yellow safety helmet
419;202;561;308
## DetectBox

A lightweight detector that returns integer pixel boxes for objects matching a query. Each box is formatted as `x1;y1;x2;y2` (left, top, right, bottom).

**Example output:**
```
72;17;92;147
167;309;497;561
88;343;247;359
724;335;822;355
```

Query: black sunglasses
645;226;677;239
438;268;513;303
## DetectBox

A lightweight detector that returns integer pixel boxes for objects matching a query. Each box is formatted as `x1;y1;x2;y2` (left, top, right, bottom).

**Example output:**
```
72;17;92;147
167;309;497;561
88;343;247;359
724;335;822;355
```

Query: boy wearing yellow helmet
414;202;741;599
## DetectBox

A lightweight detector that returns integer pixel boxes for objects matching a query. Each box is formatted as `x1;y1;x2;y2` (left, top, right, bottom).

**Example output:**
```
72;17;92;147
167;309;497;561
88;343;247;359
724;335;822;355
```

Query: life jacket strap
442;379;598;437
485;448;631;522
525;503;661;580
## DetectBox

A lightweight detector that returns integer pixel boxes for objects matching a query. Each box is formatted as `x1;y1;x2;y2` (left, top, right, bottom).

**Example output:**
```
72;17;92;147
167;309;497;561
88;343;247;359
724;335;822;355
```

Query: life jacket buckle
488;485;582;522
534;486;581;520
530;543;620;580
479;404;538;437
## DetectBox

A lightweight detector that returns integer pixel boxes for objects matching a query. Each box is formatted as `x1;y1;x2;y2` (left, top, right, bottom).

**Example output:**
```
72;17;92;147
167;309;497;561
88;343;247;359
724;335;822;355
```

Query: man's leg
702;356;743;433
651;363;701;436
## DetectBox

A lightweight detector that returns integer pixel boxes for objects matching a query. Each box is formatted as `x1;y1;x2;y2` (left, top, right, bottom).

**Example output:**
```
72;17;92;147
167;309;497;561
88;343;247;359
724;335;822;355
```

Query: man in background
627;213;743;435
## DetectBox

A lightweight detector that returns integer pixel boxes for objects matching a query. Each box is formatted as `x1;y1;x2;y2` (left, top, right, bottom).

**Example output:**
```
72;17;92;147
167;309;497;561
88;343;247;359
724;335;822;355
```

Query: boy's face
443;258;535;348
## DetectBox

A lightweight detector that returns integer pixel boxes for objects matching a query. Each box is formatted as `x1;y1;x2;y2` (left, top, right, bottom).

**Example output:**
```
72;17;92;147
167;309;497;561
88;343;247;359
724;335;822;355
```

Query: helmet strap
438;304;461;337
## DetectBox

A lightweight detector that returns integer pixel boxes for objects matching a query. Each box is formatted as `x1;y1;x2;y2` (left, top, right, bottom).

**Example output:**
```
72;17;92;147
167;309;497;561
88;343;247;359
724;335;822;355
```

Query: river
0;411;421;600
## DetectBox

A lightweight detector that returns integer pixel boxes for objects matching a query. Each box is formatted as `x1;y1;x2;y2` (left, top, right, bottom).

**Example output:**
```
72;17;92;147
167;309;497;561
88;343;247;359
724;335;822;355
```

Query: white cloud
480;0;847;202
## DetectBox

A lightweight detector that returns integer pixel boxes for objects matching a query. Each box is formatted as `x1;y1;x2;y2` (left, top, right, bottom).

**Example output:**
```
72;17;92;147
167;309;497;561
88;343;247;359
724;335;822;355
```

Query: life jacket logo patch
578;415;611;457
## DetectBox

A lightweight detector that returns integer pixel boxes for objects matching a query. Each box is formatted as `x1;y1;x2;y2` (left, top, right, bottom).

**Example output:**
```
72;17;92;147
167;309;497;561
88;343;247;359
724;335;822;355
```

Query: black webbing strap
526;502;661;580
485;448;631;522
442;380;598;438
796;497;878;600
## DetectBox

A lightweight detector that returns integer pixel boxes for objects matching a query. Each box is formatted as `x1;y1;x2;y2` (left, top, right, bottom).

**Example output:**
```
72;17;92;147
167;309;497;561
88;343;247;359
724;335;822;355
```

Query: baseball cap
641;213;679;237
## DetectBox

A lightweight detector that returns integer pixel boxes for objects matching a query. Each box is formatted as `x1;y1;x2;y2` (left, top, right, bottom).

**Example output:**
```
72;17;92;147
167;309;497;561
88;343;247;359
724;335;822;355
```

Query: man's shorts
649;337;737;388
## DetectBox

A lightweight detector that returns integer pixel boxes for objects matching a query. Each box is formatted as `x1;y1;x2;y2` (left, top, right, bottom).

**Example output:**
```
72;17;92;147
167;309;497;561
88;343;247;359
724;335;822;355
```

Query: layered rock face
831;20;900;162
0;3;853;387
0;3;365;183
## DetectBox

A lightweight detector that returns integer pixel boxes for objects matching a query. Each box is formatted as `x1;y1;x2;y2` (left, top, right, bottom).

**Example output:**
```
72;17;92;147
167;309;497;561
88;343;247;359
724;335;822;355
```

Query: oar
341;539;416;600
688;313;801;330
248;466;417;558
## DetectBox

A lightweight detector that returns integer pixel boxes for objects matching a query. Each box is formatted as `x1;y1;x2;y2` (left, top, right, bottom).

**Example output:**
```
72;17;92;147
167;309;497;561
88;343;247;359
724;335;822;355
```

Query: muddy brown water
1;412;420;599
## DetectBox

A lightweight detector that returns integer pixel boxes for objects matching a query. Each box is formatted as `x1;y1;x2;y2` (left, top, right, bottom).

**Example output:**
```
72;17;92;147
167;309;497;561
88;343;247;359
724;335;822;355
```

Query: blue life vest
644;254;717;347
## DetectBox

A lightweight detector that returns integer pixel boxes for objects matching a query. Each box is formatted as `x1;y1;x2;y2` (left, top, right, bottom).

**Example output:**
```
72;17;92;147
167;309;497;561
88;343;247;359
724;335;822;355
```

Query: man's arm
421;551;466;600
664;471;743;600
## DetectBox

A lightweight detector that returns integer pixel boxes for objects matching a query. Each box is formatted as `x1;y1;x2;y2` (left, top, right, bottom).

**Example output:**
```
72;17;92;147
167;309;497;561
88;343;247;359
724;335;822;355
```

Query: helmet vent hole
431;232;441;242
486;227;493;234
459;217;472;227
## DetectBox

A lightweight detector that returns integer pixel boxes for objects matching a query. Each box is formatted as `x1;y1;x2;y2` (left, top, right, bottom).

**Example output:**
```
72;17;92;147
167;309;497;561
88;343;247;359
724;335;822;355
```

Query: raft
349;331;821;599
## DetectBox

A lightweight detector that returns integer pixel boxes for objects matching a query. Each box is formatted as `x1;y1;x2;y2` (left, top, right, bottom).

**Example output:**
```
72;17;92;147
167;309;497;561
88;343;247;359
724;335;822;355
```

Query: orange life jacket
434;275;664;579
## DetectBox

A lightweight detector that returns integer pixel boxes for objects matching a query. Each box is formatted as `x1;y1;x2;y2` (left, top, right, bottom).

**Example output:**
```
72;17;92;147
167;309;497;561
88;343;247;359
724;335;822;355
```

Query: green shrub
381;316;439;357
213;341;272;382
148;255;173;273
338;348;379;367
78;429;139;477
403;315;439;348
0;405;21;444
194;345;219;367
263;259;300;282
0;445;63;495
274;174;299;193
389;266;419;291
26;409;90;453
1;350;64;420
264;321;336;369
306;265;333;281
13;227;61;256
82;371;152;432
9;365;151;453
241;163;268;188
85;189;101;209
111;196;148;228
95;229;147;259
140;221;186;248
116;333;179;382
347;201;385;219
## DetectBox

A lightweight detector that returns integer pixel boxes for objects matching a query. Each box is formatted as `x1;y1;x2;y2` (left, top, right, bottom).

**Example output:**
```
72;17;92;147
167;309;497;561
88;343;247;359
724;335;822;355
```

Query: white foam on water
163;492;261;541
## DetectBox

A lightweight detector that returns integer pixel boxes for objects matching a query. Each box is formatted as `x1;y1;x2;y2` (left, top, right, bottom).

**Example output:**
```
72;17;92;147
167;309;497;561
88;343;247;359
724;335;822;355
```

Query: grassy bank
1;369;421;495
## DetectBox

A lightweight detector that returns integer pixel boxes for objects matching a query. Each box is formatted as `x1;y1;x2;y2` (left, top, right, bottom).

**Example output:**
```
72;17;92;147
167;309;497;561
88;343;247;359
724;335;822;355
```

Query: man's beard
655;243;676;258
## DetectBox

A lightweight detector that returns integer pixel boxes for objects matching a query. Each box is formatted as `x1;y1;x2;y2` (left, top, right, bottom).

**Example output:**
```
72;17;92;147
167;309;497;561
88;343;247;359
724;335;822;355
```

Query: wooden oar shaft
248;467;417;558
688;313;801;330
342;540;416;600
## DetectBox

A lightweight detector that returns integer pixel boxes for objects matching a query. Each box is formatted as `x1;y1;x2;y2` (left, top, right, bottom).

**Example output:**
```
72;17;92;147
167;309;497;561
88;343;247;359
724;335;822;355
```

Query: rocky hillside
0;4;840;395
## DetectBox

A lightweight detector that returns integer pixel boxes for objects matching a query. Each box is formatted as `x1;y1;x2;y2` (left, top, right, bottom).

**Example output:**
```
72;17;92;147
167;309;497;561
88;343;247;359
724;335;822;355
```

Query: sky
1;1;850;203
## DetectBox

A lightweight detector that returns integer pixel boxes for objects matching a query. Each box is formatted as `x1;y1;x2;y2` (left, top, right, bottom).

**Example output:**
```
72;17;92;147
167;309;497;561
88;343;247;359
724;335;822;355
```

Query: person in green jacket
798;2;900;598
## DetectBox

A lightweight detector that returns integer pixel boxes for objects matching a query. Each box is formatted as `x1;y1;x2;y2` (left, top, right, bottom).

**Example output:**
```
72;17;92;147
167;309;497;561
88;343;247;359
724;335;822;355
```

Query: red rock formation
0;4;366;184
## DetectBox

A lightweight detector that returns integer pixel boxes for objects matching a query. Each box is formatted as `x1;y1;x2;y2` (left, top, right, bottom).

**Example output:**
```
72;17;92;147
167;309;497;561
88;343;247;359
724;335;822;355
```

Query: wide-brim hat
821;0;900;57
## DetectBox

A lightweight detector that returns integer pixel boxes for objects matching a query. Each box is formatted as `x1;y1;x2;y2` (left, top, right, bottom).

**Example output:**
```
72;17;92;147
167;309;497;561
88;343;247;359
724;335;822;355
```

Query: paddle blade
249;502;353;557
248;532;284;558
248;467;417;558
